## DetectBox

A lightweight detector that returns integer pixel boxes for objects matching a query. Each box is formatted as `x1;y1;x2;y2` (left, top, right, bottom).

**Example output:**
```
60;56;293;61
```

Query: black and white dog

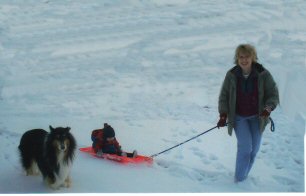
18;126;76;189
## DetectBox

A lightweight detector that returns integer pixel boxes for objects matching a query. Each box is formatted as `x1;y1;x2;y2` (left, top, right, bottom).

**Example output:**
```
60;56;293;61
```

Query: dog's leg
64;175;71;188
26;169;33;176
45;176;60;190
49;182;60;190
26;160;40;176
31;161;40;176
25;160;34;176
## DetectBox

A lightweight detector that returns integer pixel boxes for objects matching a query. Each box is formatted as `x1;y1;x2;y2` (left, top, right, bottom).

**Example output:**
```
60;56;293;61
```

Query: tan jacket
218;63;279;136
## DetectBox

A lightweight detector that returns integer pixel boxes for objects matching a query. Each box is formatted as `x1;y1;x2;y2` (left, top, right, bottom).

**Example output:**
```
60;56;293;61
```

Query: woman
217;44;279;182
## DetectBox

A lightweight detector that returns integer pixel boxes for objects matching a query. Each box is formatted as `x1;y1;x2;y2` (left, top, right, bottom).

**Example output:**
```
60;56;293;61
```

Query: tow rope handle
269;117;275;132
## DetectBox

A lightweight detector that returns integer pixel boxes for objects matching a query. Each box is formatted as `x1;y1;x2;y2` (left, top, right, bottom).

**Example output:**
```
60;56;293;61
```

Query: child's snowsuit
91;124;122;155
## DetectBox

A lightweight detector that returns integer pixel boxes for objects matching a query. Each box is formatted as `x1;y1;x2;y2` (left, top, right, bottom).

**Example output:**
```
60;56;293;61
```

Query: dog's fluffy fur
18;126;76;189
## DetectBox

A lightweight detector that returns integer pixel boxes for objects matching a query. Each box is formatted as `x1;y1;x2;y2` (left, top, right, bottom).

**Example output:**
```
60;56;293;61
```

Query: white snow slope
0;0;305;193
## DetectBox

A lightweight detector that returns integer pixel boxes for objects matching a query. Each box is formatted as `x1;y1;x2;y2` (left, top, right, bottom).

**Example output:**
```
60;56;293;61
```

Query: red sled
79;147;153;165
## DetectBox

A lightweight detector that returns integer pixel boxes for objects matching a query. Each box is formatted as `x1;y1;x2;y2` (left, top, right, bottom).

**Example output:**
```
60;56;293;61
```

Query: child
91;123;137;158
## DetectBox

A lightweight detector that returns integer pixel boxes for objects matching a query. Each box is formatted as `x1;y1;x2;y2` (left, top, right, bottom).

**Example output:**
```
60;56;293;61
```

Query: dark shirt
235;67;259;116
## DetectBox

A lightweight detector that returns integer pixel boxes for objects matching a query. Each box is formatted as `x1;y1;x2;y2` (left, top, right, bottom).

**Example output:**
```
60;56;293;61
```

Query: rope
150;125;218;158
150;116;275;158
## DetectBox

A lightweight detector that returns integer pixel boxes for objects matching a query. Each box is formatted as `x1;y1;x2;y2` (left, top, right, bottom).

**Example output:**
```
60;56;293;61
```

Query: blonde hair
234;44;258;65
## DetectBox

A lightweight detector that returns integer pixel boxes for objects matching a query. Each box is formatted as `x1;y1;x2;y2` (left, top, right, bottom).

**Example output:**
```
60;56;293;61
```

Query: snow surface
0;0;305;193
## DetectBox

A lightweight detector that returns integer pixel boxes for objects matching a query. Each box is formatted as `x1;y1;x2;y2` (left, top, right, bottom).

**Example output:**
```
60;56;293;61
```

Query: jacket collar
230;62;266;76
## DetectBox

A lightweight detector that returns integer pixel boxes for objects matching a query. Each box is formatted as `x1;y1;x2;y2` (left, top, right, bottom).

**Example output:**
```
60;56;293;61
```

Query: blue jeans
234;115;262;182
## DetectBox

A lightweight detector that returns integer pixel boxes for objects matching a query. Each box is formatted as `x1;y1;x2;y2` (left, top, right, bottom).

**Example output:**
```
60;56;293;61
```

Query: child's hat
103;123;115;138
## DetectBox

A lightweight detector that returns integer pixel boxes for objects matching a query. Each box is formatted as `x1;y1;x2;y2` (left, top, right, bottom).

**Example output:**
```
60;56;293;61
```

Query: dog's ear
49;125;55;131
66;127;71;132
104;123;108;128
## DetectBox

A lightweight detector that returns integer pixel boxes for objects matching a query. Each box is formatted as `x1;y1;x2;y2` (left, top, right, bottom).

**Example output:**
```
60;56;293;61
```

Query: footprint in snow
274;162;284;170
4;153;10;160
260;149;267;154
285;139;290;144
191;129;197;134
293;158;303;165
156;159;172;169
174;152;184;160
209;154;218;161
201;159;211;165
272;175;296;186
262;141;269;146
162;138;176;144
194;169;225;182
171;133;178;138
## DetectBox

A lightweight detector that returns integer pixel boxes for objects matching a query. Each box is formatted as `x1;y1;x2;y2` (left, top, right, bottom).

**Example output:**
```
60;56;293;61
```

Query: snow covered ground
0;0;305;193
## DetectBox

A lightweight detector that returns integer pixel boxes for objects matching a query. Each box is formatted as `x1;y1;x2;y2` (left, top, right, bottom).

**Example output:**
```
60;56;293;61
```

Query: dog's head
49;126;72;152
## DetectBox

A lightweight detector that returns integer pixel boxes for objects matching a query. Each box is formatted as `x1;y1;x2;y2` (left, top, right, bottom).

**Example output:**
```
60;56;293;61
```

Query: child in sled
91;123;137;158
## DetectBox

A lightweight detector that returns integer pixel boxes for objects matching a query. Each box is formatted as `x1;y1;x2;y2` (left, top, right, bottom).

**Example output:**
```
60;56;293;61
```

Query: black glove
217;113;227;128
